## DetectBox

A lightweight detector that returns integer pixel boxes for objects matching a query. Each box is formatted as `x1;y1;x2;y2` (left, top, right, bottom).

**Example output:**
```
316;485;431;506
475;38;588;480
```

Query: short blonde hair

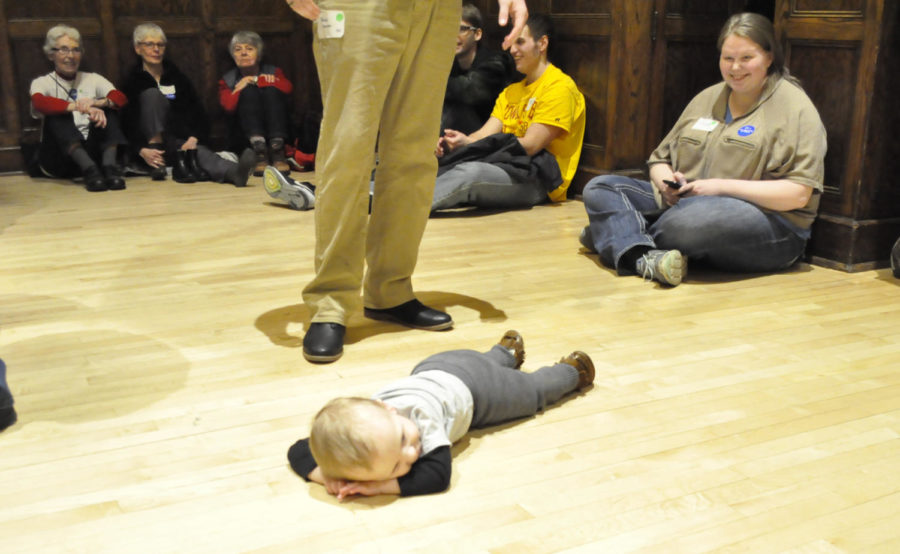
309;397;391;478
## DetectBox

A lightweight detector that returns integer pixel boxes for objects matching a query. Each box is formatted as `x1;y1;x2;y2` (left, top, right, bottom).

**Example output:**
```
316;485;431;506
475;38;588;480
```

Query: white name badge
318;10;345;39
159;84;176;99
692;117;719;132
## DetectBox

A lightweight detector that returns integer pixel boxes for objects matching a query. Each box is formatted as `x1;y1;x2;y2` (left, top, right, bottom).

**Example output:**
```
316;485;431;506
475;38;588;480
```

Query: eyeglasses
139;41;167;50
51;47;82;55
459;25;478;34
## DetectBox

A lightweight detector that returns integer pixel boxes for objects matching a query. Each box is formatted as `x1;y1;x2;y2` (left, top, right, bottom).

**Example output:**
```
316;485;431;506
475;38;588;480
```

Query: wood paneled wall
0;0;321;172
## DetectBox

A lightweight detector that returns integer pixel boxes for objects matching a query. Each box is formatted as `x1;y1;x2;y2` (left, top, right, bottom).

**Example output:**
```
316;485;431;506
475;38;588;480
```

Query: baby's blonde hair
309;397;392;478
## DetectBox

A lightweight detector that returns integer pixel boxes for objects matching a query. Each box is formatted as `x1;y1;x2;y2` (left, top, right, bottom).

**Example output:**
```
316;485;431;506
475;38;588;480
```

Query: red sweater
218;67;293;113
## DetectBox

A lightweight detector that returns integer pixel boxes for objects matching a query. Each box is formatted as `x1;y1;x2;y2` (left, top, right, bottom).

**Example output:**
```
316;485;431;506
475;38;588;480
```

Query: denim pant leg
236;86;265;138
138;88;169;141
651;196;807;272
432;161;546;211
582;175;660;273
260;86;289;140
413;346;579;429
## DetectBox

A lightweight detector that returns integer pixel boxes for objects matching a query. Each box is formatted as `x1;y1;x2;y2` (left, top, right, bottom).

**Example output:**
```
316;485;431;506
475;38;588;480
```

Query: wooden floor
1;172;899;554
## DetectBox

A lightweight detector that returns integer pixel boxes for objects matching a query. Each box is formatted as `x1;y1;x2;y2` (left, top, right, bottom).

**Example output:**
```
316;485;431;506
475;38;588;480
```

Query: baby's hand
320;475;349;497
336;479;400;500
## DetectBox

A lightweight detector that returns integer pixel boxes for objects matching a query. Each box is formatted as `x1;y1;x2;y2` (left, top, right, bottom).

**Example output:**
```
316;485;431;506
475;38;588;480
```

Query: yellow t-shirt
491;64;586;201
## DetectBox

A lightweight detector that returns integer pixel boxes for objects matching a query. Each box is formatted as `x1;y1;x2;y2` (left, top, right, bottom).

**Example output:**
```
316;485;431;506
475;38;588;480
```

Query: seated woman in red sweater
29;24;128;192
218;31;294;176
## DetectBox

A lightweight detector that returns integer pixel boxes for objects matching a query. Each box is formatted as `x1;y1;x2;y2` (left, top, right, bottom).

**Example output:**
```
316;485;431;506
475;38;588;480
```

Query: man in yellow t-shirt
433;14;585;211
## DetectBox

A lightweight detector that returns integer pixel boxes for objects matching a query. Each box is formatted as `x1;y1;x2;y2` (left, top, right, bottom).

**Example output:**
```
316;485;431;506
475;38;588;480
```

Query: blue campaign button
738;125;755;137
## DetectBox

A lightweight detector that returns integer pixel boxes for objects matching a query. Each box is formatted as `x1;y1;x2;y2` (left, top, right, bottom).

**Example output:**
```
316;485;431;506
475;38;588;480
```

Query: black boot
172;150;197;183
186;149;211;181
103;165;127;190
83;164;108;192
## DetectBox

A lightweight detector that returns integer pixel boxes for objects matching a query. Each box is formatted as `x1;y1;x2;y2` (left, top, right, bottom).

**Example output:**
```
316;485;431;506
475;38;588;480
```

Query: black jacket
442;47;514;134
120;59;210;149
438;133;563;193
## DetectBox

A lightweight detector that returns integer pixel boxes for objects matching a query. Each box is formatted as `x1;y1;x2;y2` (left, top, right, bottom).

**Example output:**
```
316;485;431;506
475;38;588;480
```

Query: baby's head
309;397;422;482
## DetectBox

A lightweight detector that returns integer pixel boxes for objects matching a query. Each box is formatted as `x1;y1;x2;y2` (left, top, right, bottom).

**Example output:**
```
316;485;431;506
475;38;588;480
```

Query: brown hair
717;12;800;86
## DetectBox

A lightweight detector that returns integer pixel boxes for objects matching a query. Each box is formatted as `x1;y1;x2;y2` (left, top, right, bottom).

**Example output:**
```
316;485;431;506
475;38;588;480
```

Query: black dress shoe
364;299;453;331
303;322;345;363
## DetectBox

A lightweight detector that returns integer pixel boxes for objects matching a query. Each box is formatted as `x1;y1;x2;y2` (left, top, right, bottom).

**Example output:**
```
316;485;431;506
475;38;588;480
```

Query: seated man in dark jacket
441;4;515;135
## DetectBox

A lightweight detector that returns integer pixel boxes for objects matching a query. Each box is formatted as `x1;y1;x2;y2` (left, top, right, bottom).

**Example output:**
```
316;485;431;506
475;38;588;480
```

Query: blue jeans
582;174;808;274
431;161;546;212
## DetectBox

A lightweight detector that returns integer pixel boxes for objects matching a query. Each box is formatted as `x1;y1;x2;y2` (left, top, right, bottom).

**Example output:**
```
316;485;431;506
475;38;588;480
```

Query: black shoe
303;323;346;363
103;165;126;190
147;144;167;180
83;165;107;192
173;150;197;183
364;299;453;331
150;165;167;180
186;149;211;181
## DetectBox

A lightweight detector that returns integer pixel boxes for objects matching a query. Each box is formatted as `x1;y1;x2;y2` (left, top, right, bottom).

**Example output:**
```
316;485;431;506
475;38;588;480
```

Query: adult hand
259;73;276;85
676;178;720;198
657;170;686;206
440;129;470;155
286;0;320;20
497;0;529;50
181;136;199;150
234;75;258;93
87;107;107;128
140;147;164;168
75;97;93;113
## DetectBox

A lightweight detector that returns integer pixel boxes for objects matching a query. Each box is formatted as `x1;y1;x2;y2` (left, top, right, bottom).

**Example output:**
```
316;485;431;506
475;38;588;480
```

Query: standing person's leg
301;0;415;361
431;161;545;212
652;196;808;272
363;0;458;313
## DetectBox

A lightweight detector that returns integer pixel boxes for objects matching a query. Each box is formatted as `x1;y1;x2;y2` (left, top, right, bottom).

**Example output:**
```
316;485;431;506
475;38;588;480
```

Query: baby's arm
396;445;452;496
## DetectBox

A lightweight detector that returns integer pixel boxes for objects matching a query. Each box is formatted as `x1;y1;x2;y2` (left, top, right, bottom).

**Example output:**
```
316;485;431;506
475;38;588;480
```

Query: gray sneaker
263;165;315;210
635;249;686;286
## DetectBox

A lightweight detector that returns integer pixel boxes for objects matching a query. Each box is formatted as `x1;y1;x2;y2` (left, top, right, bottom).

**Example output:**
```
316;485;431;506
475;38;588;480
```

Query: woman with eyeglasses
218;31;294;177
120;23;255;186
29;24;129;192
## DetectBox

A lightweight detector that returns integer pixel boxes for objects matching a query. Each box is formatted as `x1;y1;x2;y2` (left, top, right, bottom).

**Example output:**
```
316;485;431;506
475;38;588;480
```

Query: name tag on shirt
692;117;719;132
318;10;345;39
159;84;176;100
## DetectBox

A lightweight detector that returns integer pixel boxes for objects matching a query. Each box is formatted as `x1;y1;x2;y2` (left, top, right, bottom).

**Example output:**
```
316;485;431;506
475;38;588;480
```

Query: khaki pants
303;0;459;324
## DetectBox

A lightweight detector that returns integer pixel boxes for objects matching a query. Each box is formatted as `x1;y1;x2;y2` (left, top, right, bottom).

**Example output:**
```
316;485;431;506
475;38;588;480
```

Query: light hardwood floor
1;172;898;554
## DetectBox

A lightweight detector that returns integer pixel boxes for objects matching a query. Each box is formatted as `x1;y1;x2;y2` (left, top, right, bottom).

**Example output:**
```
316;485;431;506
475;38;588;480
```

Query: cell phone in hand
663;179;681;190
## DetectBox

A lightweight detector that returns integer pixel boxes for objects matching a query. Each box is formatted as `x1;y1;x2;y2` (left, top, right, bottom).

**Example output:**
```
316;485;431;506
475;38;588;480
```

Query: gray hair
229;30;264;59
43;25;81;57
133;22;166;47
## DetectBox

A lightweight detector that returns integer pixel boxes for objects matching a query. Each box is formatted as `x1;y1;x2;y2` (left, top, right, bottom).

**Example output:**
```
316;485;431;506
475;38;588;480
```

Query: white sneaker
263;165;315;210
